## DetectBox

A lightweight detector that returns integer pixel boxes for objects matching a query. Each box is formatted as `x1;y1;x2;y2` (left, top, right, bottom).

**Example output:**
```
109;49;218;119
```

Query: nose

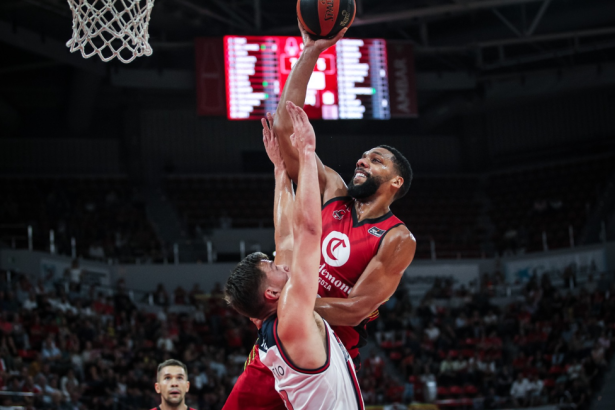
356;157;369;169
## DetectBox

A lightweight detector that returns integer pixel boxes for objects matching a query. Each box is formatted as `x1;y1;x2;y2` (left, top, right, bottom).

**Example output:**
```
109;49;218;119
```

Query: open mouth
354;169;369;182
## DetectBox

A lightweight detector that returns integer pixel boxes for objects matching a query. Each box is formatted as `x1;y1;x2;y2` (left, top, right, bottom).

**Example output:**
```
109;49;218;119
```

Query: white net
66;0;155;64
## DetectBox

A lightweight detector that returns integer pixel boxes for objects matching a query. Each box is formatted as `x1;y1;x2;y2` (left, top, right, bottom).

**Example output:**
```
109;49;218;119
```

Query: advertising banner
504;248;607;284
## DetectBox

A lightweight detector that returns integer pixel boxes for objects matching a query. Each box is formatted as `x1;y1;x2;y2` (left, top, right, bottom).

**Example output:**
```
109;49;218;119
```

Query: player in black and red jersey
152;359;197;410
223;23;416;410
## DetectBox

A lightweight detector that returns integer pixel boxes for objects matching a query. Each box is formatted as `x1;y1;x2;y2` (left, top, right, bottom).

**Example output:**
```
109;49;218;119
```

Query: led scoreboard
224;36;391;120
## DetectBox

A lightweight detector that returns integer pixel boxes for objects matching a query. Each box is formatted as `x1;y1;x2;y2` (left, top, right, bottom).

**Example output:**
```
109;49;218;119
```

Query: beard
347;173;384;199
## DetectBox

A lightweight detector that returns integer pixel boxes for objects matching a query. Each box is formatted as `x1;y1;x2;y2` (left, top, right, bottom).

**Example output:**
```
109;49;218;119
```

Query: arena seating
391;175;482;259
0;268;613;408
368;271;615;408
488;154;615;254
165;174;275;231
166;174;484;259
0;177;162;263
0;269;253;409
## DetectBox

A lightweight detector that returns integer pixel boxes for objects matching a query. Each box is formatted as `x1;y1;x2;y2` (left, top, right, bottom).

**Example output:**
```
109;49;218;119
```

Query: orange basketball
297;0;356;39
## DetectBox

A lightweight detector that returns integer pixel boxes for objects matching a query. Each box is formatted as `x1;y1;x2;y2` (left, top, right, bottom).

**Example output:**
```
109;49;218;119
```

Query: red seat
389;351;402;361
437;387;450;398
380;340;393;349
449;386;463;396
549;365;564;375
464;385;479;396
543;379;555;388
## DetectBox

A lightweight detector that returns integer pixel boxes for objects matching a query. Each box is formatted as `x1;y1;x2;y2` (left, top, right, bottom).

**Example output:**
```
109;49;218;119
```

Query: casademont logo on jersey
322;231;350;267
319;231;352;295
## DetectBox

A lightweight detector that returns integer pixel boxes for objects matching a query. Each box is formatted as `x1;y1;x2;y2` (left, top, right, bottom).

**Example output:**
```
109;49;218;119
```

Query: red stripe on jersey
345;359;365;410
273;317;331;374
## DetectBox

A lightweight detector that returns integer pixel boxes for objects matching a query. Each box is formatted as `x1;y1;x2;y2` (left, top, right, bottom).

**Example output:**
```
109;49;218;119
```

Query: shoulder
321;165;348;203
380;224;415;252
322;196;352;210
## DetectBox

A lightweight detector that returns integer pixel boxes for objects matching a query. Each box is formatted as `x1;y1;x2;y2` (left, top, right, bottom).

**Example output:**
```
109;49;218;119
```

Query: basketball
297;0;356;39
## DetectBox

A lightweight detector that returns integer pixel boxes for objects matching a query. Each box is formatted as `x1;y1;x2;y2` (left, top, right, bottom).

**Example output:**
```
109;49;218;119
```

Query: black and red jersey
319;197;405;361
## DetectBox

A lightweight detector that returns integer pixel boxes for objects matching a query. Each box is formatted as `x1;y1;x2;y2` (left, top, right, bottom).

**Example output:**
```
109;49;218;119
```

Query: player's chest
320;218;382;274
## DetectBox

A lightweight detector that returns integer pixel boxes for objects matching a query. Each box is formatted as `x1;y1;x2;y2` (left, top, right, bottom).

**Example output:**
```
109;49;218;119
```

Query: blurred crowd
1;263;614;410
0;268;255;410
367;270;615;409
0;180;163;264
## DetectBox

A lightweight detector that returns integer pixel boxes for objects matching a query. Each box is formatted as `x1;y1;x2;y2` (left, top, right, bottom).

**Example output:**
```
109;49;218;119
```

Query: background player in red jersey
152;359;197;410
223;22;416;410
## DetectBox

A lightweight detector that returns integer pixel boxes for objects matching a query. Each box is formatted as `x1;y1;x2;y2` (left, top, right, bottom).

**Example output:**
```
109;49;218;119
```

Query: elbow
348;302;378;327
294;217;321;238
304;222;321;237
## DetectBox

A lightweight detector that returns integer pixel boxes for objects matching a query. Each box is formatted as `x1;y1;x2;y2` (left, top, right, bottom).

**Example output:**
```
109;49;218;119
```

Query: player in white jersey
225;102;364;410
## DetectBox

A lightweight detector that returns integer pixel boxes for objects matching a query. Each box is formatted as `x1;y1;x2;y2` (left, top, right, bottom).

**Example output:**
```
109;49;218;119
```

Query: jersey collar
351;202;393;228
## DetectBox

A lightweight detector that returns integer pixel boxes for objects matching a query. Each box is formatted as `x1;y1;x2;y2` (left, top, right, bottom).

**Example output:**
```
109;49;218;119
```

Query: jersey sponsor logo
319;264;352;295
333;206;350;220
367;226;386;238
322;231;350;267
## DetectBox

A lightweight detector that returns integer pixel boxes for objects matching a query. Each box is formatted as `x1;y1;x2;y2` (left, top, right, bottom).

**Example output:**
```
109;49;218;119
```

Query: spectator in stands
157;330;175;353
41;337;62;363
527;374;544;406
510;372;530;407
64;260;83;285
484;387;502;410
455;312;469;339
88;242;105;260
424;321;440;343
174;286;187;305
22;291;38;310
439;351;455;386
154;283;170;307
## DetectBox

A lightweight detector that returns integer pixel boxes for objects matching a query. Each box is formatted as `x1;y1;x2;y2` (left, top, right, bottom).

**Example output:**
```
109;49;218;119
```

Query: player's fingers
286;101;300;124
261;118;269;133
334;27;349;42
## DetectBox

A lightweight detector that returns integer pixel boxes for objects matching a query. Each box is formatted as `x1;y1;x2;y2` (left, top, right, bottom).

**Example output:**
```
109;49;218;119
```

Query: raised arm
272;22;347;200
263;113;294;267
276;102;326;368
314;226;416;326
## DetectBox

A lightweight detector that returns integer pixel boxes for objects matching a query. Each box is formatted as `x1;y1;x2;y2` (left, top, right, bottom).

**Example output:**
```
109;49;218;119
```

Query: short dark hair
157;359;188;381
378;145;412;200
225;252;269;319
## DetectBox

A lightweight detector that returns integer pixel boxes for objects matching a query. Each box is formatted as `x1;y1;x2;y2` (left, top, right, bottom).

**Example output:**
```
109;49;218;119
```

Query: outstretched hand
262;112;286;171
286;101;316;153
298;19;348;54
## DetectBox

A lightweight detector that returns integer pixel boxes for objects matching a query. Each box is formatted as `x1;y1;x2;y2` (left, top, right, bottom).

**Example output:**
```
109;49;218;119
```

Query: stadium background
1;0;615;409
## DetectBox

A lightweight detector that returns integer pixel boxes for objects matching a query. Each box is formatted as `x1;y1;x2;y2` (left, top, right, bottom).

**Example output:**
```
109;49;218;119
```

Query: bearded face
347;168;385;200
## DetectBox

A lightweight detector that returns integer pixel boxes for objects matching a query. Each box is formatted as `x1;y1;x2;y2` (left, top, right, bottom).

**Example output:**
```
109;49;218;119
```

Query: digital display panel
224;36;391;120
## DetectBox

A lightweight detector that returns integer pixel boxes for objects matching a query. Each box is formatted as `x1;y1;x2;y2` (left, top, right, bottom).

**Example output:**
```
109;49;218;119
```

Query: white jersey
258;314;365;410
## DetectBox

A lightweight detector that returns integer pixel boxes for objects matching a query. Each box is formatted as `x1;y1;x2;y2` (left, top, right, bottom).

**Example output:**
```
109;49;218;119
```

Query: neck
353;197;391;222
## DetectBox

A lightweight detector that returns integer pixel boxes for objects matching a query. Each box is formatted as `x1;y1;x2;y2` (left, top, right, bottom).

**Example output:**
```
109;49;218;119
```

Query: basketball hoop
66;0;156;64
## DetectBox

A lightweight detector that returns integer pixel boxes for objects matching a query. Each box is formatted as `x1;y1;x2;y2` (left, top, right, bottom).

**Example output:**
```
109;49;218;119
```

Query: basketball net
66;0;155;64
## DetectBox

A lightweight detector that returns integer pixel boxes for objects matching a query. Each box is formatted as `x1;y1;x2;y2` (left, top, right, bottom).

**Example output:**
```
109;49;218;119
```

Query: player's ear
155;382;161;394
264;287;281;300
391;175;403;190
